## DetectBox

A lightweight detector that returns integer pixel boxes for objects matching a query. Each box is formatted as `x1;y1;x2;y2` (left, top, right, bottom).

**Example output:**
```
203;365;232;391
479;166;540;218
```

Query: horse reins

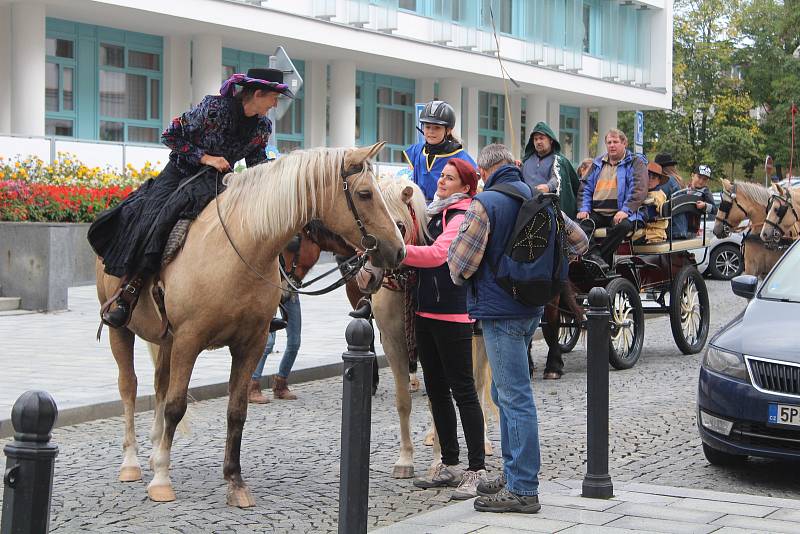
214;160;378;296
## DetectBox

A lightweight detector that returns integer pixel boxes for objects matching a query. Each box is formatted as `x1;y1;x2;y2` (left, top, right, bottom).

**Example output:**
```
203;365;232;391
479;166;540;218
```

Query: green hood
522;121;561;162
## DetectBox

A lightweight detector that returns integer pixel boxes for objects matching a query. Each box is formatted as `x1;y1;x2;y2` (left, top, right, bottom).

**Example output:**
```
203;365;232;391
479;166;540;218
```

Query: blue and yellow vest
403;143;476;201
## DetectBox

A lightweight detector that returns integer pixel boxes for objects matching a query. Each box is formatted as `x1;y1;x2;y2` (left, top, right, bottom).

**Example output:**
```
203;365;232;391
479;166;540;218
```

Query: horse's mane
220;147;360;240
732;181;771;207
377;174;429;245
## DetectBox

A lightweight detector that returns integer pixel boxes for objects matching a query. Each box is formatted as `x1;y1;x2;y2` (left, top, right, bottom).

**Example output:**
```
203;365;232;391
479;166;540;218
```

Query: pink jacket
402;197;473;323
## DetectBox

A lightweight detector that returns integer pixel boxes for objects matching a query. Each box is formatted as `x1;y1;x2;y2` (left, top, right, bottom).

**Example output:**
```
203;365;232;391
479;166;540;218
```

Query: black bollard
338;318;375;534
582;287;614;499
2;391;59;534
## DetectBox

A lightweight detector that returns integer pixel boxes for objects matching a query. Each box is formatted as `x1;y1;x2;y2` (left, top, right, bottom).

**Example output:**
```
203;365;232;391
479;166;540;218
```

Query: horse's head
279;230;322;302
714;179;765;239
761;184;799;244
324;142;405;269
376;173;429;246
713;179;736;238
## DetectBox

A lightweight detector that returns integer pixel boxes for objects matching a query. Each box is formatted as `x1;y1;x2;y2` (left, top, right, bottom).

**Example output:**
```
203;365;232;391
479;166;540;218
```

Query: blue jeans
482;312;543;496
252;295;302;380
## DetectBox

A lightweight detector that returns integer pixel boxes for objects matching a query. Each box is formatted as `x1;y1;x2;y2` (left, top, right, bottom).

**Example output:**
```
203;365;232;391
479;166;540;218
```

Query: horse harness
716;184;750;236
764;190;800;239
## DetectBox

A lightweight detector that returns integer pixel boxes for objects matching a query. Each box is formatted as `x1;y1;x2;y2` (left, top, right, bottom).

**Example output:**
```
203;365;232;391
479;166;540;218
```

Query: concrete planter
0;222;96;311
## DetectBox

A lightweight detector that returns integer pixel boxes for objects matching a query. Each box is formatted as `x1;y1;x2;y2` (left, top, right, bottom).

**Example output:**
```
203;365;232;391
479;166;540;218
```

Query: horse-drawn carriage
555;189;713;370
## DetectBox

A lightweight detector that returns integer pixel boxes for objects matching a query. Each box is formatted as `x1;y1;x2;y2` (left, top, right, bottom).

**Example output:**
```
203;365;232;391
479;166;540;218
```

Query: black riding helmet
420;100;456;130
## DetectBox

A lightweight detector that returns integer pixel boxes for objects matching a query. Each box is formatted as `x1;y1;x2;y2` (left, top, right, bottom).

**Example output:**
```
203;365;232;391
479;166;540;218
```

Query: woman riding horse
89;68;294;328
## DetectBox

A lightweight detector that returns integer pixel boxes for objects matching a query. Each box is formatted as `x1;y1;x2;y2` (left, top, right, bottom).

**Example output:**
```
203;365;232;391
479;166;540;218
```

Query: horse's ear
775;183;785;195
401;186;414;205
345;142;386;167
721;178;731;191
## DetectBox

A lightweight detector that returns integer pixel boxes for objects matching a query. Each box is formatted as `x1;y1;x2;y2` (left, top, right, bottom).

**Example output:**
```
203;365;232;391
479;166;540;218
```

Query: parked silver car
692;219;744;280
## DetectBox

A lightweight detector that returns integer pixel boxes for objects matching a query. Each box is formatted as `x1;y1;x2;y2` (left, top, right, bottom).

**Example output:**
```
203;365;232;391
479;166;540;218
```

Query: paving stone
767;508;800;522
558;526;659;534
605;516;719;534
535;504;622;525
613;491;680;505
668;497;776;518
605;502;723;524
460;512;574;532
538;494;621;512
711;514;800;533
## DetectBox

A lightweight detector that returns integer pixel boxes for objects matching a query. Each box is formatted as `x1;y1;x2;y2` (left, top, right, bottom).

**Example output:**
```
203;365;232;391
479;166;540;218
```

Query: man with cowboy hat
89;67;295;328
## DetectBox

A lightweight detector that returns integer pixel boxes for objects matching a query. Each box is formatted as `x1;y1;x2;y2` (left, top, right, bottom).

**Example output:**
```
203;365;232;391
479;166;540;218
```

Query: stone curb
0;354;388;440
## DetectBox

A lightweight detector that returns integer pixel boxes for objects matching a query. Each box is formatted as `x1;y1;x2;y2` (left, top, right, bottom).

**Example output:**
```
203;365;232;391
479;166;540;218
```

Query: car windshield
761;244;800;302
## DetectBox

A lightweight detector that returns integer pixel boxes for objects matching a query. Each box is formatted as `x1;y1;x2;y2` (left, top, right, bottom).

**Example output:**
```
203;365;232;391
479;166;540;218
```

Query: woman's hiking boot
476;473;506;496
272;375;297;400
413;462;462;489
248;379;270;404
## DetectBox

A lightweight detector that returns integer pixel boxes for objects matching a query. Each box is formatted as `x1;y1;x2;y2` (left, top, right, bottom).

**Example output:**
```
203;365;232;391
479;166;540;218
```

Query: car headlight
702;346;748;381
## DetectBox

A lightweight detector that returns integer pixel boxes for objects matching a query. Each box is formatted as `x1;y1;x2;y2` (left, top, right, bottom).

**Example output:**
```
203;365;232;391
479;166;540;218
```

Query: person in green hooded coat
521;121;581;219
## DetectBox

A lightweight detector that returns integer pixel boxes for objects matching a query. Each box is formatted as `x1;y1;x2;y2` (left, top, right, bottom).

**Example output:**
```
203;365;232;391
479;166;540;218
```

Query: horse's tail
147;342;192;436
472;335;498;424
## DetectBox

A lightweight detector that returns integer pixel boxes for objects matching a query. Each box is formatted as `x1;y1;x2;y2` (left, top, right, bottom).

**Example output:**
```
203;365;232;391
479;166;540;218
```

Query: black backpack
489;184;569;307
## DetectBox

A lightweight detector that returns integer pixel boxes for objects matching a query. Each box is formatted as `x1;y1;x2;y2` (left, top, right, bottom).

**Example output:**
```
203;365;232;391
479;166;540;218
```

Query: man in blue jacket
448;144;545;514
577;129;647;266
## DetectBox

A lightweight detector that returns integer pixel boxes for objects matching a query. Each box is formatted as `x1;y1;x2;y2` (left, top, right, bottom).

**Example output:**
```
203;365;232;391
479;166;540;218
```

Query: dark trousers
416;316;486;471
580;212;633;265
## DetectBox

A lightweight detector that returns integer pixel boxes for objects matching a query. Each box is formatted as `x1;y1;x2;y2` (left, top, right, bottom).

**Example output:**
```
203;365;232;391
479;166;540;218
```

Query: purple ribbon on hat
219;73;290;97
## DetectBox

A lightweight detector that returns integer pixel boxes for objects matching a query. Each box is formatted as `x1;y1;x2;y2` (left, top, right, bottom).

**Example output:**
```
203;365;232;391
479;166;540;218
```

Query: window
582;3;591;53
399;0;417;11
481;0;513;34
98;42;162;143
45;36;76;137
356;71;415;163
559;105;580;165
478;91;505;149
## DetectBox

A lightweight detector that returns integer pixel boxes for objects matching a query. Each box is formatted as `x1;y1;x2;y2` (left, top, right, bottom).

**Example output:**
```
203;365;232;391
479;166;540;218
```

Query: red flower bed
0;180;133;222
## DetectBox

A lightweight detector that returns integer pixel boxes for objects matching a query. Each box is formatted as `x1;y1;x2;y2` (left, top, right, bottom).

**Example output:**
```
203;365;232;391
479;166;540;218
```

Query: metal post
338;318;375;534
582;287;614;499
2;391;59;534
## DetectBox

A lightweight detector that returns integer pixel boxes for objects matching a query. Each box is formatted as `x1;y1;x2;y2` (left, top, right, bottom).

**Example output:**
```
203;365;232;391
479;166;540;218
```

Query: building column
439;78;462;140
191;34;222;105
11;2;45;136
415;77;435;105
163;36;191;128
504;93;523;157
304;59;327;148
462;87;479;160
598;106;618;154
579;106;590;161
524;93;547;140
547;101;561;139
329;60;356;147
0;5;11;133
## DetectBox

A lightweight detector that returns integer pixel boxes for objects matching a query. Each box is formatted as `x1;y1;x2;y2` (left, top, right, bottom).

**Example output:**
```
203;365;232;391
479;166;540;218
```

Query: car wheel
702;442;746;466
708;244;743;280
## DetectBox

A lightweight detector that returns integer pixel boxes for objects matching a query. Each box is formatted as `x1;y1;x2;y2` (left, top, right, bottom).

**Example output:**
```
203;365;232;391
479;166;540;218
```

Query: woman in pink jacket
409;159;487;500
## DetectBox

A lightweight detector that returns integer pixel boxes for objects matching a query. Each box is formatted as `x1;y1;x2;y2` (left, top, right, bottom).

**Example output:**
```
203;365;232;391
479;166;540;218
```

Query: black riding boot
102;276;144;328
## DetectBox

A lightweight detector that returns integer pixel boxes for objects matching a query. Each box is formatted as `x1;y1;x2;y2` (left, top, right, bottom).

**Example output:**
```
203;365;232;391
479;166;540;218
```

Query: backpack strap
488;183;530;203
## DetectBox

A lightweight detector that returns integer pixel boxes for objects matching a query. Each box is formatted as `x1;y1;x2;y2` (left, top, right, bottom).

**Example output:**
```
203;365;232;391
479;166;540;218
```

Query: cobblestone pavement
2;280;798;533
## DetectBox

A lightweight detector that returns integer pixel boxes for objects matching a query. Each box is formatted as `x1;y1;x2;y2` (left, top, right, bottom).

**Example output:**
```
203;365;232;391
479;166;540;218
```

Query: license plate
768;404;800;427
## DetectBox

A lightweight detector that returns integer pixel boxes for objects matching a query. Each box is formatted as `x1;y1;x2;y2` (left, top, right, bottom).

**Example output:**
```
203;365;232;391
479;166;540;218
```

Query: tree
709;125;757;178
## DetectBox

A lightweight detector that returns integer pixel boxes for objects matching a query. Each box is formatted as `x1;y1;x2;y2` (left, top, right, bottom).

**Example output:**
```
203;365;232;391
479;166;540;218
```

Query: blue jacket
580;151;648;223
403;143;476;201
465;165;545;320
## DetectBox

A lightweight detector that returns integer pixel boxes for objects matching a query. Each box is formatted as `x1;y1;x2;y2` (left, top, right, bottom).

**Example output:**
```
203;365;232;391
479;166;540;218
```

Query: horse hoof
423;434;435;446
484;442;494;456
227;486;256;508
392;465;414;479
408;377;420;393
148;484;176;502
119;466;142;482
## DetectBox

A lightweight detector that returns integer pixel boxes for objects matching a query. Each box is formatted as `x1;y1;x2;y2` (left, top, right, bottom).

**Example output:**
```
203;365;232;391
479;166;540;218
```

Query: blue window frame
582;0;602;56
559;105;580;165
478;91;505;149
45;18;163;144
356;71;415;163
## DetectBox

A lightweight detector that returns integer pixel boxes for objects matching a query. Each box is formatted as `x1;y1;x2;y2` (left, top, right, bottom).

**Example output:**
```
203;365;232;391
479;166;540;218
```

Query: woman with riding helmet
405;158;488;501
403;100;476;202
89;68;294;328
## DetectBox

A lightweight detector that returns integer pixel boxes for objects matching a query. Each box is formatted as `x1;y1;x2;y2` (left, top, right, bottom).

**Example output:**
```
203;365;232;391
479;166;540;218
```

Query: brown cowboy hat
647;161;668;184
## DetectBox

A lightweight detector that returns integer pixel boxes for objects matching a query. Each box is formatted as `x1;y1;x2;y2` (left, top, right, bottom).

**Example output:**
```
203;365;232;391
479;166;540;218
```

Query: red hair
445;159;479;197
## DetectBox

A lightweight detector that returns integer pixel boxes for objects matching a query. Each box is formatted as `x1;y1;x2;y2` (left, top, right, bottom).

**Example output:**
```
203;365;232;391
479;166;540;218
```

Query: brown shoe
543;372;562;380
273;375;298;400
248;379;270;404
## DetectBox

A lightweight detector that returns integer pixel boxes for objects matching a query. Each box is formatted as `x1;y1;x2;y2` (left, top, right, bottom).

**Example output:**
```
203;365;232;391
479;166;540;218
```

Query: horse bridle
215;160;378;296
716;184;750;236
764;191;800;238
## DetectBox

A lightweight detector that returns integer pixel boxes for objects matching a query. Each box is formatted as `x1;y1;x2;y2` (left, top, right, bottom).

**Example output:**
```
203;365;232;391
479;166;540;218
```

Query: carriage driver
88;68;295;329
576;128;648;267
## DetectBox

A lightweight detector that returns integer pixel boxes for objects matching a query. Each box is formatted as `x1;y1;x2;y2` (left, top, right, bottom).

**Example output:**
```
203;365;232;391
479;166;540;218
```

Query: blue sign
635;111;644;146
415;103;426;144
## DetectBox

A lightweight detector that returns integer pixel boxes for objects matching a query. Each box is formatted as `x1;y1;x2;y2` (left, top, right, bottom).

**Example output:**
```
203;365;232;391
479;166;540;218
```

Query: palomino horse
713;180;786;278
761;184;800;247
96;143;405;507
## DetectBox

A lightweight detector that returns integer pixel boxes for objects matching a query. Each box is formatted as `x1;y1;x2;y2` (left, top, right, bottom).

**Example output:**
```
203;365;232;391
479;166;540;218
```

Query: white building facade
0;0;672;167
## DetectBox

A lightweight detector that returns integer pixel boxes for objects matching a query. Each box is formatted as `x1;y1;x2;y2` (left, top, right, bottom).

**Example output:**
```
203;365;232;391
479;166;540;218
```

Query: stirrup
349;297;372;319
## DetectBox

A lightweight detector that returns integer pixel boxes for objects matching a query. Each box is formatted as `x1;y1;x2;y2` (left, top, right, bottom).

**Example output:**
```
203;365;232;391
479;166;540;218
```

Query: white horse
370;175;496;479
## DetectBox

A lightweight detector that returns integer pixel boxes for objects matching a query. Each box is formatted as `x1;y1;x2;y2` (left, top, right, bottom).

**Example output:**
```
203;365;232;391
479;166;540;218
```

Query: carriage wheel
670;266;710;354
606;278;644;370
558;310;581;354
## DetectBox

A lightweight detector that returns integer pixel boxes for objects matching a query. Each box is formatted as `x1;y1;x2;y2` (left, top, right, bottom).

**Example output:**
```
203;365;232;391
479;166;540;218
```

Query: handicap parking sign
635;111;644;146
